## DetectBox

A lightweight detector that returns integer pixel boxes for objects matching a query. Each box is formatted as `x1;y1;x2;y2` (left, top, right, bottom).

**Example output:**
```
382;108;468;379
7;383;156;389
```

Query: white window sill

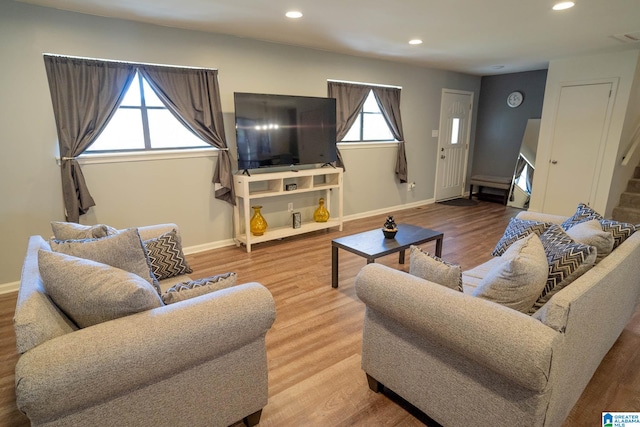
337;141;400;150
56;147;219;166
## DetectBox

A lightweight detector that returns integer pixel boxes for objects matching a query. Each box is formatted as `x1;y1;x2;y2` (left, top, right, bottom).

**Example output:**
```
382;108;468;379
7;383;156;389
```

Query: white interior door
435;89;473;201
542;82;614;214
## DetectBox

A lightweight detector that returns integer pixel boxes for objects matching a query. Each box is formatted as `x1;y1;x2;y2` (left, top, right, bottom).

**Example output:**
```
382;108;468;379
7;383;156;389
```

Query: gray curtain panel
139;66;235;205
327;82;370;171
371;87;408;183
44;55;136;222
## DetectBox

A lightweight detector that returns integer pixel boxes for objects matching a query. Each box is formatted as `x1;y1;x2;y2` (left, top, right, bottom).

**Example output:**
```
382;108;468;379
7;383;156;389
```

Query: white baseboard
183;238;237;255
0;281;19;295
182;200;435;255
343;198;435;222
0;201;437;290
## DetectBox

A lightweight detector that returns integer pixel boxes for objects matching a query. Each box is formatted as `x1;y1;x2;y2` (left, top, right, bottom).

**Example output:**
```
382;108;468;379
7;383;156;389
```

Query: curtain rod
42;53;218;71
327;79;402;89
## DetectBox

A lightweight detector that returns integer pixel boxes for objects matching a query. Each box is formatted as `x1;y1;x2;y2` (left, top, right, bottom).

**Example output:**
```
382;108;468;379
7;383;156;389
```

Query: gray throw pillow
38;250;163;328
162;272;237;304
492;217;552;256
143;229;192;281
50;228;161;295
472;233;548;313
51;221;118;240
565;219;614;263
409;246;462;292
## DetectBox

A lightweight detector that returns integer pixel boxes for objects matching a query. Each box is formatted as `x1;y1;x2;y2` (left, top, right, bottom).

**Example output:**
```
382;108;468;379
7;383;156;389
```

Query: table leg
332;246;339;288
399;250;405;264
435;237;443;257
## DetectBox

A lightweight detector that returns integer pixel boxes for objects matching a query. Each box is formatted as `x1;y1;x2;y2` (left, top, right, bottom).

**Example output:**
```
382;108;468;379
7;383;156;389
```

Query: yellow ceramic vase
314;198;330;222
250;206;268;236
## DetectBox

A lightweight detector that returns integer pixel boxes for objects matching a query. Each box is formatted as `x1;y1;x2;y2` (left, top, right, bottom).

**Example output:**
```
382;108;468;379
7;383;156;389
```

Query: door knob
551;160;558;164
440;155;446;159
441;147;445;152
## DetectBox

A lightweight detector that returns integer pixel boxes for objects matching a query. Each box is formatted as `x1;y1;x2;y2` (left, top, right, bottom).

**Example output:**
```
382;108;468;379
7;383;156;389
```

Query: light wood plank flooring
1;201;639;426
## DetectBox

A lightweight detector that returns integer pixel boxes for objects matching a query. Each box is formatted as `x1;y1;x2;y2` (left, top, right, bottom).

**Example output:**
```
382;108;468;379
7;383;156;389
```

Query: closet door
542;81;615;215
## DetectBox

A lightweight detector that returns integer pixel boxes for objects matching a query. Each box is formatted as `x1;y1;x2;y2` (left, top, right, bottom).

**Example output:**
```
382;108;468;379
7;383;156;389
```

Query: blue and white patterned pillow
561;203;636;251
492;217;553;256
561;203;602;230
162;272;237;304
529;224;596;313
599;219;636;250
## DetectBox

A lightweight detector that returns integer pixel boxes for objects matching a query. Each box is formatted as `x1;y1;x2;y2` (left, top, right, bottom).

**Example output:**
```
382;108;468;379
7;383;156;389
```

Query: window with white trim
341;90;396;142
87;72;209;152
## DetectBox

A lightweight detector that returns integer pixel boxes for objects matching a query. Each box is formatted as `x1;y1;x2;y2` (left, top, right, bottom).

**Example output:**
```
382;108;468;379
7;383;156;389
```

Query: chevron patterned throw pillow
492;217;553;257
144;229;193;282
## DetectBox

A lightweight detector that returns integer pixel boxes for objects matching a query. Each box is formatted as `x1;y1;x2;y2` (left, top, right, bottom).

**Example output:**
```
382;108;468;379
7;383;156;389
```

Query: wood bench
468;175;512;205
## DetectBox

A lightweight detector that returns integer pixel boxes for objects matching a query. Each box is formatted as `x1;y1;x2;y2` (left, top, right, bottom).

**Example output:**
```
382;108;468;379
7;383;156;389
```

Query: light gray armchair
14;226;276;427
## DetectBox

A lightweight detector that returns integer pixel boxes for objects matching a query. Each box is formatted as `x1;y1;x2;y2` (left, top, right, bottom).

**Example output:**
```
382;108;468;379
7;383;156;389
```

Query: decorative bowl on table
382;215;398;239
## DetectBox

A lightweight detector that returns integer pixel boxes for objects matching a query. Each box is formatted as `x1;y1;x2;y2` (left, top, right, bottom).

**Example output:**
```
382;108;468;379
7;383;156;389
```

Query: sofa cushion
491;217;552;256
50;228;161;294
472;234;549;313
162;272;237;304
561;203;602;230
50;221;118;240
143;229;192;281
409;246;462;292
530;224;596;313
38;250;163;328
565;219;614;263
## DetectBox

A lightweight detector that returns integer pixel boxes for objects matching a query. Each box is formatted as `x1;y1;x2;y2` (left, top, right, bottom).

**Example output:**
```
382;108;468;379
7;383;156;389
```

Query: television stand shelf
233;168;343;252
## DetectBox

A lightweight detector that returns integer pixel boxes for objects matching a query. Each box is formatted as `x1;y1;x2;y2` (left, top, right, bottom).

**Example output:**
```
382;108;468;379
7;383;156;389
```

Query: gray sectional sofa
14;224;276;427
356;211;640;427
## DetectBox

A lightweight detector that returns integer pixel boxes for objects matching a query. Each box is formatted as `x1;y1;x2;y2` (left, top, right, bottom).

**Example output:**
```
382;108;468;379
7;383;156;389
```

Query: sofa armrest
15;282;276;421
355;264;559;392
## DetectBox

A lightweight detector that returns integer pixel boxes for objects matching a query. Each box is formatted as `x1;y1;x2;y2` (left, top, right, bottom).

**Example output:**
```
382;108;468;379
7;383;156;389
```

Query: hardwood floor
1;201;639;426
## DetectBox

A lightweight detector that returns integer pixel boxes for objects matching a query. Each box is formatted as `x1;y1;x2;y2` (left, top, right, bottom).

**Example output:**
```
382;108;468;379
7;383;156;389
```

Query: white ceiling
16;0;640;75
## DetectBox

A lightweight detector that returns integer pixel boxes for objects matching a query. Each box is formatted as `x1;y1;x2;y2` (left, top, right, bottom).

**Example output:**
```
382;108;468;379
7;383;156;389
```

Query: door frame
540;78;618;214
434;88;474;202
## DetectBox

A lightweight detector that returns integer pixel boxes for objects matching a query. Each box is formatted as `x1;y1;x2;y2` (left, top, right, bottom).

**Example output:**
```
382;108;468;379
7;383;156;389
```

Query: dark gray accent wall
471;70;547;178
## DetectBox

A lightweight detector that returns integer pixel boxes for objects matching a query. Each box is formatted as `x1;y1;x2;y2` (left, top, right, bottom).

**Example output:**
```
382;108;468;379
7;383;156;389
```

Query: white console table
233;168;343;252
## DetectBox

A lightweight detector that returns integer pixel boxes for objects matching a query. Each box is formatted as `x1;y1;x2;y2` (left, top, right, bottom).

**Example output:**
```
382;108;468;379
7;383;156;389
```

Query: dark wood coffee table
331;224;443;288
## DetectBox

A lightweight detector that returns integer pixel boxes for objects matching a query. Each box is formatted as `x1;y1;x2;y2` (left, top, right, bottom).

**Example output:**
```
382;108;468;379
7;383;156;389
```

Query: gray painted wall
0;1;481;285
471;70;548;179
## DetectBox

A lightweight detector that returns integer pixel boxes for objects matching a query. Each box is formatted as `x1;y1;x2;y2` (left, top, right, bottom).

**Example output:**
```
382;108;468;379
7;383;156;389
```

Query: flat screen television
234;92;337;171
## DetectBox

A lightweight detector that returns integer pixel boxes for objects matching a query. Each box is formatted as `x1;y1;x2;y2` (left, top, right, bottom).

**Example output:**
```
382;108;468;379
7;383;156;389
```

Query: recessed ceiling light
552;2;575;11
286;11;303;18
409;39;423;45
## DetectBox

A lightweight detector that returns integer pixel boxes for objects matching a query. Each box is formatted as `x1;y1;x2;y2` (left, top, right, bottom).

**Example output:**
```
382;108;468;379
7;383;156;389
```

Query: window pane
363;114;394;141
88;109;145;151
142;77;165;107
341;115;362;141
450;118;461;145
147;110;209;149
362;91;379;113
120;74;142;107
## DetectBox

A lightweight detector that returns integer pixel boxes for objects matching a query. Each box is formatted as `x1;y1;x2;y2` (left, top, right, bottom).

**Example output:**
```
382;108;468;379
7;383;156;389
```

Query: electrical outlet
407;182;416;192
288;202;293;212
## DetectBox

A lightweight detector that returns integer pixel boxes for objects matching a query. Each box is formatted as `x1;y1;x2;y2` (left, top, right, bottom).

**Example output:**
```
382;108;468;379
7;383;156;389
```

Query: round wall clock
507;91;524;108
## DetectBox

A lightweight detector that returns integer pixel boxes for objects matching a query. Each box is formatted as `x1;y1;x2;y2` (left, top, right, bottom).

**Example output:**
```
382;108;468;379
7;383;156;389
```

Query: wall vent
612;31;640;43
